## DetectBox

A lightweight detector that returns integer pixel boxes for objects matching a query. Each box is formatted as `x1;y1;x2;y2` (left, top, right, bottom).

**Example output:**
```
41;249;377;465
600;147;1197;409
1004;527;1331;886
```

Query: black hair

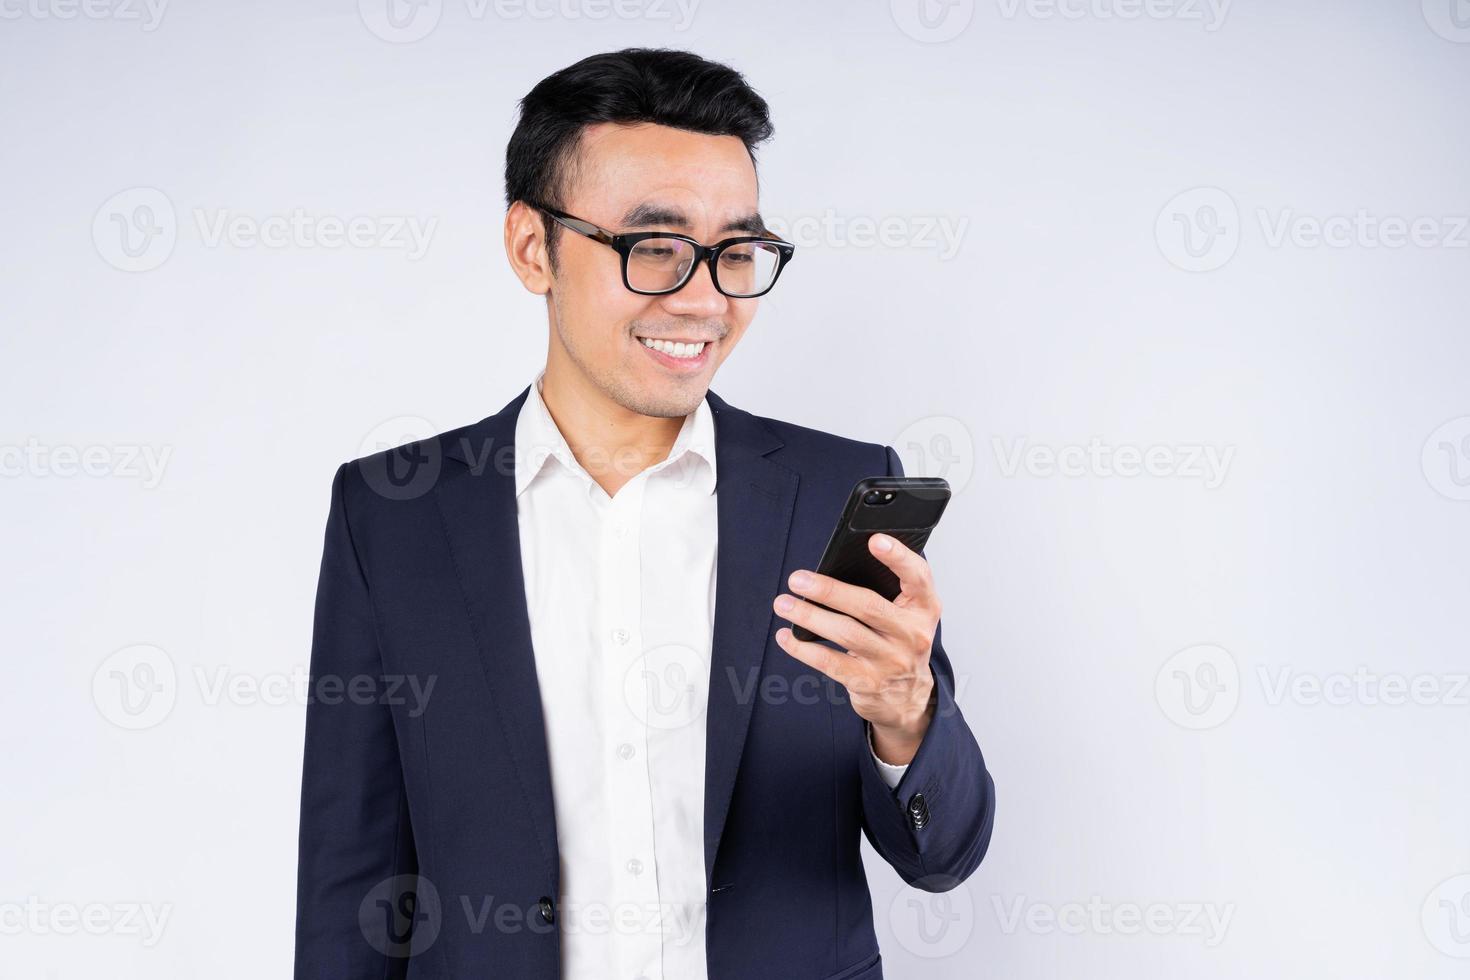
504;47;774;270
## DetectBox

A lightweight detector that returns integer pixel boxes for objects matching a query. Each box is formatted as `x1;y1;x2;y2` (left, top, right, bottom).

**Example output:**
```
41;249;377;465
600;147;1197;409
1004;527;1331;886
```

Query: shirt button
611;628;630;645
626;858;643;876
613;522;630;538
616;743;635;760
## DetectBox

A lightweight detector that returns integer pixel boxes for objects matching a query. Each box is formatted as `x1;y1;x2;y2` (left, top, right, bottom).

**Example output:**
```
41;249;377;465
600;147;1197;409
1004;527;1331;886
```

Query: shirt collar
513;369;717;499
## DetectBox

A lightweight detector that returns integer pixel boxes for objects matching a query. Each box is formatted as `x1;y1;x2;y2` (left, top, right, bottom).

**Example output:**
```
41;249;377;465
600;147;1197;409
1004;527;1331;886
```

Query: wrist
870;698;935;765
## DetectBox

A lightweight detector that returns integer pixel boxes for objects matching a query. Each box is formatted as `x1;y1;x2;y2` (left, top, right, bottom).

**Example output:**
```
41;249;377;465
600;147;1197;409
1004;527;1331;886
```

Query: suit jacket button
907;793;930;830
538;896;556;925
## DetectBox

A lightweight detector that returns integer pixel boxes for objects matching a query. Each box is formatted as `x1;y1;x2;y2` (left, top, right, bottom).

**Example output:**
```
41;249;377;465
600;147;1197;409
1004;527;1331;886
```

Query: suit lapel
431;384;799;894
434;385;563;881
701;390;798;887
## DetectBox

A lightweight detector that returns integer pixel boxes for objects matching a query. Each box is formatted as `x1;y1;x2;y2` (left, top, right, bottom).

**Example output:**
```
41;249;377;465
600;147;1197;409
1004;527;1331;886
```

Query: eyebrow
619;202;768;236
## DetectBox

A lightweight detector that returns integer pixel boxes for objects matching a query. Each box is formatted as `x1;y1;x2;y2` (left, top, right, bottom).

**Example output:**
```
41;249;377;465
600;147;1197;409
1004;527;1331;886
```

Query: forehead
566;122;759;225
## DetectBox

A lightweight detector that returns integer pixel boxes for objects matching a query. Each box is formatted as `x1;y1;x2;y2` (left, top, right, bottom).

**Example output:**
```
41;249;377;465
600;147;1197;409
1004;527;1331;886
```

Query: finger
786;569;906;637
773;593;882;655
866;533;939;613
774;626;859;688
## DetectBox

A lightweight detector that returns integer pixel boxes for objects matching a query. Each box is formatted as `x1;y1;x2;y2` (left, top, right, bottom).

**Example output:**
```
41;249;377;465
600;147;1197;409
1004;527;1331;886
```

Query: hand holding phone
791;477;950;643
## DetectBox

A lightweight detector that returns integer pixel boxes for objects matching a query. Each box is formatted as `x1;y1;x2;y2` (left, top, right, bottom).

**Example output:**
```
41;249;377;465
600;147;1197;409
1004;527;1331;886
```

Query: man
295;48;995;980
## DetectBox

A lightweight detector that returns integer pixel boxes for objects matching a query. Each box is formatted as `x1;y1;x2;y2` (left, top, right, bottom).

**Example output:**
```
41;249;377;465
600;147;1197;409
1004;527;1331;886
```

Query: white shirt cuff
867;722;909;790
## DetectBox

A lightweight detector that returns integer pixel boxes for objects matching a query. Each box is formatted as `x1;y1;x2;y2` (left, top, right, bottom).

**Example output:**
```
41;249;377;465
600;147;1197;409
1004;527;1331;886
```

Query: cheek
561;272;653;349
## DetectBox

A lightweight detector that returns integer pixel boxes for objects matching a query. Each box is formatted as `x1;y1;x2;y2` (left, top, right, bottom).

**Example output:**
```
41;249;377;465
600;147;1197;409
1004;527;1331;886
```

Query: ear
504;200;552;295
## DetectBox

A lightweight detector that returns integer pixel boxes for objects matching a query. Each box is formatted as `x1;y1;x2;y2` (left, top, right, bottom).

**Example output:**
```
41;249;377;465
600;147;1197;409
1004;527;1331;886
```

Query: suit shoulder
333;417;488;512
749;410;892;474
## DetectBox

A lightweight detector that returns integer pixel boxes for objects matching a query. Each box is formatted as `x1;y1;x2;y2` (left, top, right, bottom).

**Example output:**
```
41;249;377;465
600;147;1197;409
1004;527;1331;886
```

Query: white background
3;0;1469;977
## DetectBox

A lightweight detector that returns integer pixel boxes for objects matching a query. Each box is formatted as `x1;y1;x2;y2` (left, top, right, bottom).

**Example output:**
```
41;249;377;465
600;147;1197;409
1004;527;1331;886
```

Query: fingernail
775;594;794;613
790;571;812;590
872;534;893;552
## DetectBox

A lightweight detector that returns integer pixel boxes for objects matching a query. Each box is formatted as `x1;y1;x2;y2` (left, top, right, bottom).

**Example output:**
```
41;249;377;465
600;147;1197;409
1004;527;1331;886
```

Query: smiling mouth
635;335;710;360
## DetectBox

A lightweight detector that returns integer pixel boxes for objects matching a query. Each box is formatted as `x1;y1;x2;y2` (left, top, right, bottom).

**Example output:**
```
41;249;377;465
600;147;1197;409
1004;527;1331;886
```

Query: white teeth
638;337;706;359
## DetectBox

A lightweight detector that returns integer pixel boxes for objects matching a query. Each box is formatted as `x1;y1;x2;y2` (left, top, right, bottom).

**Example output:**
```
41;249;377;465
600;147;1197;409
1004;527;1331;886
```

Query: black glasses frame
530;202;796;298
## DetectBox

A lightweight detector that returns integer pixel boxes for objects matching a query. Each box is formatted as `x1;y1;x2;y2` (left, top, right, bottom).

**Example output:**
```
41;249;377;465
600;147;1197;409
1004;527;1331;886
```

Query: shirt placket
598;474;663;980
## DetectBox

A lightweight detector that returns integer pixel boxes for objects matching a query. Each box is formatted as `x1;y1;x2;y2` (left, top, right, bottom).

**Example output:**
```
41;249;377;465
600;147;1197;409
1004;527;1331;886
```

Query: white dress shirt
514;371;906;980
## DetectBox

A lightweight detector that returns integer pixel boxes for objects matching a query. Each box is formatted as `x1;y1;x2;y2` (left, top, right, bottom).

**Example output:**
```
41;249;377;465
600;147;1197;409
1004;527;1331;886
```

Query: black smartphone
791;476;951;642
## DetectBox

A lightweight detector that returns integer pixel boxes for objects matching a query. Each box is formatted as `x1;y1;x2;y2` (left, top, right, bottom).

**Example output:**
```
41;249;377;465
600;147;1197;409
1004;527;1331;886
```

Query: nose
658;255;729;318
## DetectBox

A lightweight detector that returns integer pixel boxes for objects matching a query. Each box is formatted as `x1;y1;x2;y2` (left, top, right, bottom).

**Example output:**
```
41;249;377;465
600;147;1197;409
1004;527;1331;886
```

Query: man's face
535;122;764;419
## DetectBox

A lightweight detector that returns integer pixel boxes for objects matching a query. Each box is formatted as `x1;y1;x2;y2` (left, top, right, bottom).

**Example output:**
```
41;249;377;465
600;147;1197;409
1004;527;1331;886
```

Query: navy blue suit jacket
295;384;996;979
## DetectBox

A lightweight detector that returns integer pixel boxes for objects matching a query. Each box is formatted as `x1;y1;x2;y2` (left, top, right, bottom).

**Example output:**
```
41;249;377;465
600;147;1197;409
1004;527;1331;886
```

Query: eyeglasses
531;202;796;298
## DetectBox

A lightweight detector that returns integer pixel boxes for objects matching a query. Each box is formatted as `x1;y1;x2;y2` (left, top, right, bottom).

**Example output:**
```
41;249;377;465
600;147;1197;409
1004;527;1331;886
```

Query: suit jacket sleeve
857;445;997;892
294;462;420;978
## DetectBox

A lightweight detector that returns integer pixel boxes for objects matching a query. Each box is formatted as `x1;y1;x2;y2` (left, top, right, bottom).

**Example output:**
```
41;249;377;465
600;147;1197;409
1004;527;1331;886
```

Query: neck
539;355;687;499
